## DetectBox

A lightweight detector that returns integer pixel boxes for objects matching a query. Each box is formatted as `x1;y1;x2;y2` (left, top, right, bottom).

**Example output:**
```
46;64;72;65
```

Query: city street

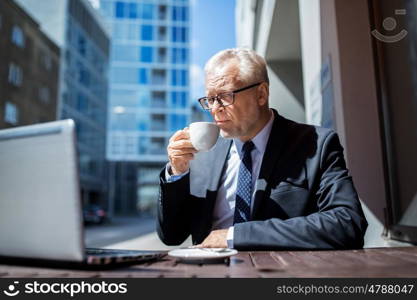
84;215;156;248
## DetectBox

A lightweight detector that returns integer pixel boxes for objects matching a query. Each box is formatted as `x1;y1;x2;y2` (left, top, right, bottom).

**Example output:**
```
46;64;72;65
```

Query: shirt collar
233;109;274;157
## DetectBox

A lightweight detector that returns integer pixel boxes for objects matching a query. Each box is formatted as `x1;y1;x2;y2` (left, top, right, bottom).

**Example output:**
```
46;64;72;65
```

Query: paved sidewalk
85;215;156;247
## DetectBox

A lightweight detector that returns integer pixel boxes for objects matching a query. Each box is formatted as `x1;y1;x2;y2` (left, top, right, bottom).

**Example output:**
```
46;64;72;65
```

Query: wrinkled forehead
205;63;241;96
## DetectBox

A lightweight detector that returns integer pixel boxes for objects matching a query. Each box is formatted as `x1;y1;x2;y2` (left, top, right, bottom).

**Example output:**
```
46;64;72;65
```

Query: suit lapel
252;110;288;218
212;138;233;190
189;137;232;197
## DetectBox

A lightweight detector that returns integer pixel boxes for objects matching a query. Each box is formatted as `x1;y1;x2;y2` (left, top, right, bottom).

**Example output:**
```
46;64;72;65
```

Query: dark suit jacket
157;110;368;250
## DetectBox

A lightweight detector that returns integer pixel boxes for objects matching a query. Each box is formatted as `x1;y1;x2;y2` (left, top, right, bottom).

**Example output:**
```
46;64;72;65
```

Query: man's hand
167;128;197;175
196;229;228;248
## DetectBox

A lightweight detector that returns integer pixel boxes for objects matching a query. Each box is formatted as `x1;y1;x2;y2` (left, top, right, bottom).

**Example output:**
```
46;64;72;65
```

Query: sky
190;0;236;101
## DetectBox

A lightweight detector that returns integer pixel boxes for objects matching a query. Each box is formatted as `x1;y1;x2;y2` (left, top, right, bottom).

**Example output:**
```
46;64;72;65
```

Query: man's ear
257;83;269;106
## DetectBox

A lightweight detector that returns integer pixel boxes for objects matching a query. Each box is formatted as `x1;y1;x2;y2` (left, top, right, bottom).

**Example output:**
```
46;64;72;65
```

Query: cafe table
1;247;417;278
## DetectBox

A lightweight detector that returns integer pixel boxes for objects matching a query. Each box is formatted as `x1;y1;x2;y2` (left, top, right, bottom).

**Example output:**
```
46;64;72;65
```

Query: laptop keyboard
84;248;166;265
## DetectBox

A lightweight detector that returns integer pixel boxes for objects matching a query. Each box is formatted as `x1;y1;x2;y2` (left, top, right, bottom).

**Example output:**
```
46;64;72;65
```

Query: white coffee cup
189;122;220;152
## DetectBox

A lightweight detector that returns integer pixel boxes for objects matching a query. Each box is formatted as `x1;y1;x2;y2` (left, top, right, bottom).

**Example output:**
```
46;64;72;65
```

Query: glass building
98;0;191;214
16;0;110;207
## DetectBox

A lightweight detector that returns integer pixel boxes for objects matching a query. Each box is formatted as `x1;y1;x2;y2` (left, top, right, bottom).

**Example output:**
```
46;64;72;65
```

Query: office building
16;0;111;208
98;0;191;214
0;0;59;129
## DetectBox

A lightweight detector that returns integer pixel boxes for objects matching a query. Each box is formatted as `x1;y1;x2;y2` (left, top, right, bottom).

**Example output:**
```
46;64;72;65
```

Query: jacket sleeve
233;131;368;250
156;166;192;245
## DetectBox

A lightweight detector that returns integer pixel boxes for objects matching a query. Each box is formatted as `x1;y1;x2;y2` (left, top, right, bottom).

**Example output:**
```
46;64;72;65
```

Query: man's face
205;64;264;141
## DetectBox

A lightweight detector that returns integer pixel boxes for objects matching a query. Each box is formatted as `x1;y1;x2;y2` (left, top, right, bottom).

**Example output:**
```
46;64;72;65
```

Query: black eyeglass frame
198;82;263;111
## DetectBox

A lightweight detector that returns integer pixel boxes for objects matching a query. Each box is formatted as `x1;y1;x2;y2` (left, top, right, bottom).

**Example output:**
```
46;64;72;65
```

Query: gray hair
204;48;269;85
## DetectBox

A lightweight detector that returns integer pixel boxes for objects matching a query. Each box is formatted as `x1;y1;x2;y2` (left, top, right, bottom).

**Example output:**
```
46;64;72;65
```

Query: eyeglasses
198;82;263;111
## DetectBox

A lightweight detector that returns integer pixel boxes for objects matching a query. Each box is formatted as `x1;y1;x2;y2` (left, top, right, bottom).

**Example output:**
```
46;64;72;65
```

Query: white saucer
168;248;238;261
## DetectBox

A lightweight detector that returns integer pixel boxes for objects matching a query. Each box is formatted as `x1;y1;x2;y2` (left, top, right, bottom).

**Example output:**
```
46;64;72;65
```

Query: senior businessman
157;48;368;250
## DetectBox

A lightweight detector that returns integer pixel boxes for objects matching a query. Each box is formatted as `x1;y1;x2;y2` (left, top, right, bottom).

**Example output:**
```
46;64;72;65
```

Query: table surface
1;247;417;278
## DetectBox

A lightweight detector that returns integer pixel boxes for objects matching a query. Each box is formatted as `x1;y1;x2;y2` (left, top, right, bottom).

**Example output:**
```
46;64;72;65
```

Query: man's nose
210;99;224;114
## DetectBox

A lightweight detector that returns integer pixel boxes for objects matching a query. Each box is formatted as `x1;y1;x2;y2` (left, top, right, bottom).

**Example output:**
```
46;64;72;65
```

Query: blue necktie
234;141;255;224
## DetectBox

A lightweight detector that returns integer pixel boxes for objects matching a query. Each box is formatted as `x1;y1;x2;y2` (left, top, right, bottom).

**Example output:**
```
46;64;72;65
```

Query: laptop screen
0;120;85;262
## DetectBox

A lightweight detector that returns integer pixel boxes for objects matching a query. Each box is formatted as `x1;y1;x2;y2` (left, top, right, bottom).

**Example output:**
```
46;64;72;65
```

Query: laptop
0;119;166;269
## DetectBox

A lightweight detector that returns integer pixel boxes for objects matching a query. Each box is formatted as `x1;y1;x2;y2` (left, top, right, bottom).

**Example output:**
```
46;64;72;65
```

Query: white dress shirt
166;110;274;248
211;111;274;247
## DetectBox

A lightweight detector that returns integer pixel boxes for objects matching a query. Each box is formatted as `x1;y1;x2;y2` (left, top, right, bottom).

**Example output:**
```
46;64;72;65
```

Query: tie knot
242;140;255;154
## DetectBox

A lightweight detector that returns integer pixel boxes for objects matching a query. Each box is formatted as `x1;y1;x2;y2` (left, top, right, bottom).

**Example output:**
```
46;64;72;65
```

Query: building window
113;22;128;39
142;4;154;19
115;1;125;18
11;25;25;48
8;63;23;86
171;69;187;86
138;68;148;84
182;7;189;21
138;136;148;154
171;70;177;86
140;46;153;62
111;136;122;155
181;48;188;63
170;114;187;131
172;48;178;63
150;137;165;154
4;102;19;125
151;114;166;131
111;67;138;84
158;5;167;20
172;6;188;22
78;64;90;87
181;92;187;107
172;6;179;21
171;91;188;108
138;91;150;107
40;51;53;71
171;27;177;42
128;2;137;19
181;27;188;42
151;91;166;108
157;47;166;63
112;44;139;61
141;25;153;41
137;115;149;132
76;92;88;112
112;112;136;130
172;6;181;21
126;136;136;154
158;26;166;41
115;1;145;19
128;23;139;40
171;27;188;43
172;48;188;64
39;86;50;103
171;91;177;107
181;70;188;86
78;35;86;56
151;69;166;85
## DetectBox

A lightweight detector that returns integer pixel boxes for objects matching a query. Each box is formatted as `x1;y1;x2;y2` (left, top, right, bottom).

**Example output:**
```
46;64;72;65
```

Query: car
83;204;107;225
